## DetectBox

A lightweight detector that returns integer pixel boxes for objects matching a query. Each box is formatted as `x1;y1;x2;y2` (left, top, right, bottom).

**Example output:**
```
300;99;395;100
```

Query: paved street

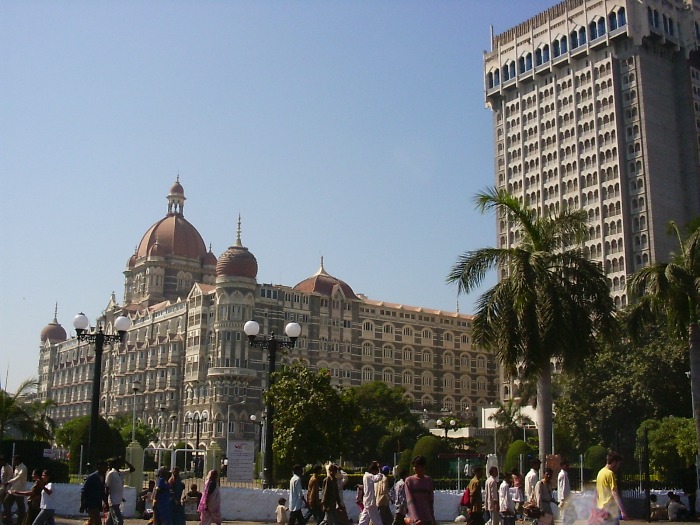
49;518;662;525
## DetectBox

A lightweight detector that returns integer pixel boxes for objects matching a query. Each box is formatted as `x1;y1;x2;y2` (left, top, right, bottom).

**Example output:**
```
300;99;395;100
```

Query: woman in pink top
404;456;435;525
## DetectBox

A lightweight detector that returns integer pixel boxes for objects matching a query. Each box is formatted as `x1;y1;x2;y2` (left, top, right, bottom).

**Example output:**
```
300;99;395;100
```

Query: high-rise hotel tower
485;0;700;312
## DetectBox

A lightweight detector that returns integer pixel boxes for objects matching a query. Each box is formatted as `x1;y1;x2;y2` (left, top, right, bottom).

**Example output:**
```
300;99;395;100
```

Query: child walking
276;497;288;525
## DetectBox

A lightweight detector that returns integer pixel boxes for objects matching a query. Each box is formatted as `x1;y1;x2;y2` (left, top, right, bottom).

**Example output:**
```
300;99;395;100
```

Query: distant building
38;180;498;455
484;0;700;400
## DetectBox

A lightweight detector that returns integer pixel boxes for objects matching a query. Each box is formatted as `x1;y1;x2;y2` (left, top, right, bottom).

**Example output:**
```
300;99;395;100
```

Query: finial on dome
53;302;58;323
314;256;330;276
176;172;180;183
209;242;213;252
456;299;460;314
235;213;243;247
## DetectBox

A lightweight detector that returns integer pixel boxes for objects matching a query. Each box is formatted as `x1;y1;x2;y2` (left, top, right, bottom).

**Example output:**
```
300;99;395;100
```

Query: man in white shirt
485;467;500;525
0;456;13;516
557;460;571;505
524;459;541;503
2;455;28;525
358;461;384;525
498;473;513;515
105;456;135;525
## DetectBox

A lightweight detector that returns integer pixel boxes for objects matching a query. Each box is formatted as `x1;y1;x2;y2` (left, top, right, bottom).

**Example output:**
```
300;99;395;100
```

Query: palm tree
447;187;615;463
0;378;54;440
628;221;700;458
489;399;534;452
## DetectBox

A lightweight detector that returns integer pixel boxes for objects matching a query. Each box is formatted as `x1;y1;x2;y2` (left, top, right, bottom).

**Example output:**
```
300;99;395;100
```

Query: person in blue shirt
80;461;108;525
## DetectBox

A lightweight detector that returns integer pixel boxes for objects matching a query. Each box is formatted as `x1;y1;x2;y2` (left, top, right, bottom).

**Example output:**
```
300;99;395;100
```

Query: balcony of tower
207;366;257;381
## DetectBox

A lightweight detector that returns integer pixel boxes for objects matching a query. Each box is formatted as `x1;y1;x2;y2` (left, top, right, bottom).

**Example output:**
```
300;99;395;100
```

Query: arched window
561;35;568;53
609;12;618;31
535;48;543;66
579;27;587;44
571;30;579;48
589;20;598;40
553;40;560;57
598;18;606;37
618;7;626;27
543;44;550;63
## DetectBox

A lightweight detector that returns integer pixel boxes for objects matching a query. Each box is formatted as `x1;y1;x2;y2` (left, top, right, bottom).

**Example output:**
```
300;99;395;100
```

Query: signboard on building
226;439;255;482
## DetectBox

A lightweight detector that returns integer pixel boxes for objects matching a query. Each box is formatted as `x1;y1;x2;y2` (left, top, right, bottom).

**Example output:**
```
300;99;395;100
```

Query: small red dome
41;320;67;343
169;180;184;195
294;258;357;299
202;250;218;267
127;252;137;269
216;245;258;279
148;240;166;257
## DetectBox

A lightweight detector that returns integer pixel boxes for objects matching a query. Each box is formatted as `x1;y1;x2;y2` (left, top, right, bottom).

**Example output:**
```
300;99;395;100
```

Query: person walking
105;456;135;525
305;465;324;525
80;461;108;525
534;468;554;525
0;456;13;518
357;461;384;525
322;464;345;525
510;469;524;519
557;460;570;506
391;470;408;525
404;456;435;525
498;472;513;517
10;469;42;525
153;468;173;525
29;470;55;525
169;468;186;525
276;498;288;525
485;467;500;525
595;451;627;525
288;465;306;525
197;471;221;525
524;459;540;504
376;466;393;525
3;455;28;525
466;467;484;525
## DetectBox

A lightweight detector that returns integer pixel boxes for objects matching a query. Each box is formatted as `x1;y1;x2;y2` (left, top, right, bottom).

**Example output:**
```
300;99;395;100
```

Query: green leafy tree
628;221;700;461
555;324;690;453
341;381;424;465
266;363;350;477
0;378;54;441
447;188;615;462
637;417;696;478
109;414;159;448
55;415;126;473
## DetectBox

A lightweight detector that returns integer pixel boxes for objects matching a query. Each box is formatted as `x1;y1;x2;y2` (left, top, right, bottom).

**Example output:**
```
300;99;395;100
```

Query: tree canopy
341;381;425;465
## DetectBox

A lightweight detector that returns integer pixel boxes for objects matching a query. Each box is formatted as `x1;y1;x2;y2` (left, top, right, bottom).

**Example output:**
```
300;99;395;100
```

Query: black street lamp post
188;413;202;477
244;320;301;489
73;312;132;469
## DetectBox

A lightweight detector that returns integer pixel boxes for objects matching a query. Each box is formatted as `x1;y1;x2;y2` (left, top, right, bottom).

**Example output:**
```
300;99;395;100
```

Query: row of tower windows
487;9;627;88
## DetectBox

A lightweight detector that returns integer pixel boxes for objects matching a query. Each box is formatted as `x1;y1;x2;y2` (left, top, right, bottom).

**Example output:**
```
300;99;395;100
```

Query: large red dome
134;180;207;261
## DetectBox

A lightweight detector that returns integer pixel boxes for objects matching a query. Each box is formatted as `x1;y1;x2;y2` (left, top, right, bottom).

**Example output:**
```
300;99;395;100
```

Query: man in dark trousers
81;461;108;525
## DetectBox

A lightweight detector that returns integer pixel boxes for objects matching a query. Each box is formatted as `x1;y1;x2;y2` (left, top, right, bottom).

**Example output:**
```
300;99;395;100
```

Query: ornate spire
235;213;243;247
314;256;330;276
167;178;186;216
53;302;58;323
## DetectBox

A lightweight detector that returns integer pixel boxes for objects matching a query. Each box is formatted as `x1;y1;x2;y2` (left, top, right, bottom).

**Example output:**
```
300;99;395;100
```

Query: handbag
588;507;611;525
523;501;540;518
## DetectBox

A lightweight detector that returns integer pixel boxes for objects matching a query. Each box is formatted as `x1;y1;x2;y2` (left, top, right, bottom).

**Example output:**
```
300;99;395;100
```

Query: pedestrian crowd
285;455;435;525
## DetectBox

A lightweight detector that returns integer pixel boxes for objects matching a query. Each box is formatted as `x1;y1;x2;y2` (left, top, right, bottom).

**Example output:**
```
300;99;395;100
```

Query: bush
504;440;535;473
584;445;608;471
411;435;449;477
397;448;413;476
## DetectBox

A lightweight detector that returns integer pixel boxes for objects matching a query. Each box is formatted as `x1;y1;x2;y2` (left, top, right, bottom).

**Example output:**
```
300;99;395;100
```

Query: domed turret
216;216;258;280
202;244;218;267
40;305;67;343
294;257;357;299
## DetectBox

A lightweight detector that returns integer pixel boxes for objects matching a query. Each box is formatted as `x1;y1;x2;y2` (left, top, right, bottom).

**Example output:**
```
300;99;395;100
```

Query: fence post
643;427;650;522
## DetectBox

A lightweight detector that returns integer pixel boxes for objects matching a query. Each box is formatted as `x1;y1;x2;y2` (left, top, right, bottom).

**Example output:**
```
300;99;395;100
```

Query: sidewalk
50;519;662;525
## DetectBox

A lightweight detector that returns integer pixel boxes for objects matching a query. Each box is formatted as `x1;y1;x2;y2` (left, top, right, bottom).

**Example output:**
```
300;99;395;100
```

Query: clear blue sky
0;0;555;393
